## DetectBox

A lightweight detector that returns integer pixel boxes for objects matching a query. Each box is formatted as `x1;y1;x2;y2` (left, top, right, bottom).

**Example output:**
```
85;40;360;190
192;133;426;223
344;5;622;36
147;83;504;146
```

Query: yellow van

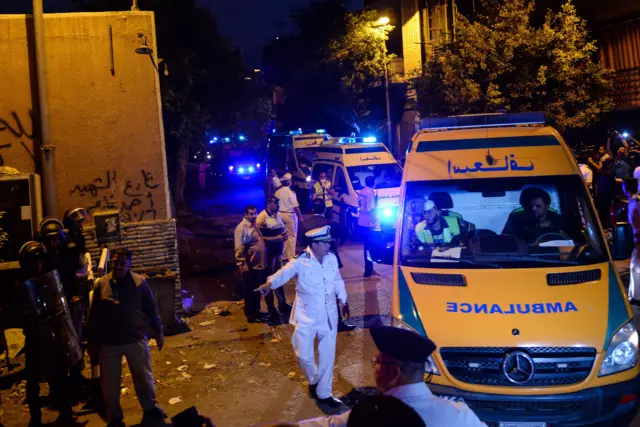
393;113;639;426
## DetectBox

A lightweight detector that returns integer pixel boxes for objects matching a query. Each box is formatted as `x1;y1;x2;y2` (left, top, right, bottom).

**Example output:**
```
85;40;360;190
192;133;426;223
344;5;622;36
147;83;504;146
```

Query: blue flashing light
248;166;255;173
239;135;246;141
238;167;245;174
420;112;546;131
382;207;394;217
289;130;303;135
316;129;326;134
256;163;261;168
272;129;276;133
228;165;234;171
622;131;630;139
224;137;231;143
363;136;377;143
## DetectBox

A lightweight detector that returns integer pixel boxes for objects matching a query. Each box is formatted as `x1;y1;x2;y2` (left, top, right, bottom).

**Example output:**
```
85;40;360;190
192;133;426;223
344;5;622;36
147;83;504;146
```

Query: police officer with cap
18;241;78;426
296;326;486;426
256;226;349;408
275;173;304;262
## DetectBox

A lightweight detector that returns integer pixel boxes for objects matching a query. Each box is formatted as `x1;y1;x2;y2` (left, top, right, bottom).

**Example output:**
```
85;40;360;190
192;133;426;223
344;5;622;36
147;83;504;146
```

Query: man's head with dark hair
623;178;638;198
112;247;132;279
347;395;425;427
524;188;552;221
244;204;258;224
266;197;279;213
365;175;375;188
312;199;326;215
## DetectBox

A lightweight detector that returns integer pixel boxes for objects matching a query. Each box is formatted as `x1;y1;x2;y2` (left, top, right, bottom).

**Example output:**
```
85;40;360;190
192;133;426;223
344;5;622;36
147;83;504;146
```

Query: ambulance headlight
599;321;639;377
425;355;441;375
306;176;311;182
378;206;398;224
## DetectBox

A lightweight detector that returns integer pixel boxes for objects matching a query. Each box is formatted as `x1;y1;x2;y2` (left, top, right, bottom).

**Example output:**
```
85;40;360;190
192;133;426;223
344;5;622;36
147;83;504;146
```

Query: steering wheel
533;231;571;246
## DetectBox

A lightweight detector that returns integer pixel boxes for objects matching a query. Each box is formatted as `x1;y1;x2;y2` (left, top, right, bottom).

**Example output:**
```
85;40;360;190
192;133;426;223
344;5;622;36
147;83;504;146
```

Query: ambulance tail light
599;321;639;377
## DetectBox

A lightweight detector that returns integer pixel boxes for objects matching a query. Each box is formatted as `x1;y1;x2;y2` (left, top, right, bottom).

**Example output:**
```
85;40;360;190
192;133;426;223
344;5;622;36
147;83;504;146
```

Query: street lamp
375;17;393;154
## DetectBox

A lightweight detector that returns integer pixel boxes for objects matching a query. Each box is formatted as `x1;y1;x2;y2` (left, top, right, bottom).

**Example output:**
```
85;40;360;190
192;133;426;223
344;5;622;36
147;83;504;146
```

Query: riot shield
24;270;82;367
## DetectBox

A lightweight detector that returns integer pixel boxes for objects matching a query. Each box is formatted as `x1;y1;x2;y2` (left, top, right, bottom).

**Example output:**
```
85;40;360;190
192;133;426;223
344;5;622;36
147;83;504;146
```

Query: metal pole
33;0;58;217
382;31;393;155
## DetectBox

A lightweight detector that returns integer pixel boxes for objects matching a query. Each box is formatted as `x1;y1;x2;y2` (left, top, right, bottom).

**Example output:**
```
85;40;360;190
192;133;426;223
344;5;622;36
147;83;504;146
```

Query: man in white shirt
293;326;486;427
257;196;292;321
578;163;593;190
357;176;378;278
256;226;349;409
275;173;304;262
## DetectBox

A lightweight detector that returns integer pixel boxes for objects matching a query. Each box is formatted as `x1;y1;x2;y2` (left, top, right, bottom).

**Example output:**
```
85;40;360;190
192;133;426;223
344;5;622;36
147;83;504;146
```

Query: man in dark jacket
304;200;354;332
87;248;166;427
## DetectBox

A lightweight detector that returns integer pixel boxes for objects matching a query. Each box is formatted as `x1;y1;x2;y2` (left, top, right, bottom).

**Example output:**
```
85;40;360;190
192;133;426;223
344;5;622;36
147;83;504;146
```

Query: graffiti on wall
0;111;36;167
70;169;160;223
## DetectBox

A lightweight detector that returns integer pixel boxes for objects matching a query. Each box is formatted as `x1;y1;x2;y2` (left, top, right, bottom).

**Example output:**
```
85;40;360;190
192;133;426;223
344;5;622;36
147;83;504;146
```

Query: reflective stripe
419;216;460;244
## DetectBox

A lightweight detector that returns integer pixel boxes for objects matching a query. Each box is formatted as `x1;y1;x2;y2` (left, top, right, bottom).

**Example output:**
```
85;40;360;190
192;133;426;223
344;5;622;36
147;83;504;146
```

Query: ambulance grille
440;347;596;387
410;272;467;287
547;269;601;286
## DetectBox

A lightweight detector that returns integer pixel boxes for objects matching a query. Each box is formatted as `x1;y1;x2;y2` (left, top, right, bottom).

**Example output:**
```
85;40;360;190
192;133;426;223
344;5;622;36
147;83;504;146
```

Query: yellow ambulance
393;112;639;426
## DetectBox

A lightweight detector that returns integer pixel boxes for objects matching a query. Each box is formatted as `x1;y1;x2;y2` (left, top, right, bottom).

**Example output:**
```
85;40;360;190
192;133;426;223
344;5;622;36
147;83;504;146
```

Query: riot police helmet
63;208;87;229
18;241;47;272
39;218;64;236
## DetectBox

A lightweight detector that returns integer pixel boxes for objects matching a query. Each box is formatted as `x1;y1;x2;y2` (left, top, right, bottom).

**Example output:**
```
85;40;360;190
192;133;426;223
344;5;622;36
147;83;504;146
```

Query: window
295;148;317;174
400;175;606;269
347;163;402;190
334;167;348;195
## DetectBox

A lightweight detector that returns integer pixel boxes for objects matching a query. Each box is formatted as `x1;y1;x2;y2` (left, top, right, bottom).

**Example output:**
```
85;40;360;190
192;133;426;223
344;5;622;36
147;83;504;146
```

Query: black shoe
630;299;640;306
248;317;267;323
338;322;356;332
143;406;168;422
309;383;318;399
317;396;343;408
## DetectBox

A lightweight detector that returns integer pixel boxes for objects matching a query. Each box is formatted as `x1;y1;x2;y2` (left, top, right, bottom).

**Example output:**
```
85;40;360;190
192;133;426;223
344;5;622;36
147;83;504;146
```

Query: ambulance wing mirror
612;222;634;260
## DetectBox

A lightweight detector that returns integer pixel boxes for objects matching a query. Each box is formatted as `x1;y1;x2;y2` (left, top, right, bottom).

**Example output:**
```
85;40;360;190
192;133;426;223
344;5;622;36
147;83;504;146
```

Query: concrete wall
0;11;170;222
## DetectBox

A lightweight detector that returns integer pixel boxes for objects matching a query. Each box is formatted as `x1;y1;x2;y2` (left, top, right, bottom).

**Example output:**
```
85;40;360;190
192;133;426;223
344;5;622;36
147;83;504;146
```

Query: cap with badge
423;200;437;212
282;173;293;181
370;326;437;363
305;225;334;243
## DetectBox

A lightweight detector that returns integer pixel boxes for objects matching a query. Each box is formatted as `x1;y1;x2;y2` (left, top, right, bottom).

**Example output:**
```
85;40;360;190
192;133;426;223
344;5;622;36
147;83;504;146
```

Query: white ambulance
312;137;402;258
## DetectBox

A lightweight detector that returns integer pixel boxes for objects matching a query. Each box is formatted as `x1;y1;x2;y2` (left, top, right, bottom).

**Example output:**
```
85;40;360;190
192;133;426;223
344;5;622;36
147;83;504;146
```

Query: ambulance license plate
499;423;547;427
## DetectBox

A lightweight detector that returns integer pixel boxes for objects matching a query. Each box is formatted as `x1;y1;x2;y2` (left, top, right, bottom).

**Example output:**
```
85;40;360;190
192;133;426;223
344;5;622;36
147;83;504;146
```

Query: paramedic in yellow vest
415;200;461;245
313;172;336;221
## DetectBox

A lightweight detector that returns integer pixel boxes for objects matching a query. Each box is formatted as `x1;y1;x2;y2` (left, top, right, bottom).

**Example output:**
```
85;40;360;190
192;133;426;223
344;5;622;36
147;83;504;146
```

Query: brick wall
83;219;182;316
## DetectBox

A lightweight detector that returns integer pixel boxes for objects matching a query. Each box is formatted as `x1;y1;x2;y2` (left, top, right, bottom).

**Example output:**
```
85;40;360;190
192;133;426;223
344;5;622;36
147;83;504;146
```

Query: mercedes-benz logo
502;351;535;384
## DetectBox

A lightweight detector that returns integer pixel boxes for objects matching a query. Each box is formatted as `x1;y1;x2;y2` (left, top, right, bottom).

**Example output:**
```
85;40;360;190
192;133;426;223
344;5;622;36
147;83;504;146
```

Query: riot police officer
19;241;78;426
38;218;87;386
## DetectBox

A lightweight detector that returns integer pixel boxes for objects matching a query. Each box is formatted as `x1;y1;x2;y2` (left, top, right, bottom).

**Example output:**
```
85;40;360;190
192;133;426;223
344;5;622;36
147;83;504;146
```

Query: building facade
0;12;181;314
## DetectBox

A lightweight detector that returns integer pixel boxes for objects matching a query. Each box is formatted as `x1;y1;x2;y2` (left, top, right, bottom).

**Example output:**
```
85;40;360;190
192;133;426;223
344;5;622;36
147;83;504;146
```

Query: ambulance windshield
348;163;402;190
400;175;607;268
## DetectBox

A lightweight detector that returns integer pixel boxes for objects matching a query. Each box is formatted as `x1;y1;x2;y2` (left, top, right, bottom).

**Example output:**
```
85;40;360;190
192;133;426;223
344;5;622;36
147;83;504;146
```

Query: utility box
0;173;42;270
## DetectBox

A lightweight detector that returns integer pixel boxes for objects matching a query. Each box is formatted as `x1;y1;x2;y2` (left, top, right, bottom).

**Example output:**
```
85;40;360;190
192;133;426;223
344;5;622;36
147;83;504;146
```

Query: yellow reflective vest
416;216;461;244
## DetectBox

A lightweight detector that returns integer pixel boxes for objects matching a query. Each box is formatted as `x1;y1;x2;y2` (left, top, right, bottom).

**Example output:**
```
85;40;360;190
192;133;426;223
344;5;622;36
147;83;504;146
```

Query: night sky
1;0;364;67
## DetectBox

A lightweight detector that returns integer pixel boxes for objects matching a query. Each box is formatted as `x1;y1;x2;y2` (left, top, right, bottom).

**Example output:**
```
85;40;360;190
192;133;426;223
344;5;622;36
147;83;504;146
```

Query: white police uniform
266;226;347;400
275;173;300;262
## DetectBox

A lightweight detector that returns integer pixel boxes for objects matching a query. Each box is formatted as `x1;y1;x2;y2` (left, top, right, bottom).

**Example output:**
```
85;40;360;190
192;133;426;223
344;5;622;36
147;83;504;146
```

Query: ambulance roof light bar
420;112;546;131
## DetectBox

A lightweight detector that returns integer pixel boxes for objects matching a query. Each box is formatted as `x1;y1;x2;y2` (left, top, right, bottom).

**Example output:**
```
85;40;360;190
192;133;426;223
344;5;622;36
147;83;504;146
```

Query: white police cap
282;173;292;181
424;200;437;212
304;225;333;242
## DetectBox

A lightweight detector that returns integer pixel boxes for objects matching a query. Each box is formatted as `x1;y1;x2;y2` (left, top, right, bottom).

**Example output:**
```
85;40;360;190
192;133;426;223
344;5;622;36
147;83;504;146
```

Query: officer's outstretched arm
267;258;299;290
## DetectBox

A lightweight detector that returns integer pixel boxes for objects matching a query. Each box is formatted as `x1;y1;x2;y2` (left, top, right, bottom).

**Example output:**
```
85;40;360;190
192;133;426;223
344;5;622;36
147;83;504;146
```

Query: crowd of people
16;209;168;427
579;130;639;228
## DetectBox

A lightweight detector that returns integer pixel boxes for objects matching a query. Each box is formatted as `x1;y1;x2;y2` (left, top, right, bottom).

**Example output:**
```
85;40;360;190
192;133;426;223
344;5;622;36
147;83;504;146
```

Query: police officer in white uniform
256;226;348;408
294;326;486;427
275;173;304;262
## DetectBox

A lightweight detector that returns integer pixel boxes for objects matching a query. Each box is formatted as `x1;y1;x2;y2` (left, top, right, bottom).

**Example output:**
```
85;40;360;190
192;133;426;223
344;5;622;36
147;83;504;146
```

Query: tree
329;9;394;133
414;0;612;130
74;0;248;210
